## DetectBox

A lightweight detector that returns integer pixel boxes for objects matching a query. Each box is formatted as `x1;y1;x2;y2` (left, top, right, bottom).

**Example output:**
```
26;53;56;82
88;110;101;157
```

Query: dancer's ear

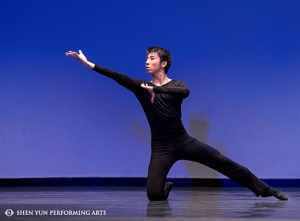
161;61;167;68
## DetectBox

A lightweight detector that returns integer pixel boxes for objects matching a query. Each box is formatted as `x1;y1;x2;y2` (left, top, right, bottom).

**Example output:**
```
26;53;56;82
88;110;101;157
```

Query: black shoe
164;182;173;200
261;187;288;201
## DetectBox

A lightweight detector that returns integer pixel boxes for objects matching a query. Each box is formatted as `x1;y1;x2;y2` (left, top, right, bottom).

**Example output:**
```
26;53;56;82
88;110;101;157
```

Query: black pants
146;136;270;201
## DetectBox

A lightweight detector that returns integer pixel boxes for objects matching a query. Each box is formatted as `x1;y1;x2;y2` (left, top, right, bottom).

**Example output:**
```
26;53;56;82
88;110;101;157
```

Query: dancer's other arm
141;81;190;101
153;81;190;99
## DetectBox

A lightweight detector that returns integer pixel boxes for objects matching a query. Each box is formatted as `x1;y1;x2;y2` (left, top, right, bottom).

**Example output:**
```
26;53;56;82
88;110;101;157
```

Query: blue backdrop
1;0;300;178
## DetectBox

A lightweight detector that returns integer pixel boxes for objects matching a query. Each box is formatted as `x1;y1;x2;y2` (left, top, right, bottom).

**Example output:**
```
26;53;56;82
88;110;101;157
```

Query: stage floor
0;187;299;221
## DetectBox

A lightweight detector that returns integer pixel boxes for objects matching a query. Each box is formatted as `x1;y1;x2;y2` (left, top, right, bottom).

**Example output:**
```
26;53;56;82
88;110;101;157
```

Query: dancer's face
146;52;166;74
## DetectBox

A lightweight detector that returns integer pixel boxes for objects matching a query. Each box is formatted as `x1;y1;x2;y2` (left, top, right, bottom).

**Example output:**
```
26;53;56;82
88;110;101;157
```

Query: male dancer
66;46;288;201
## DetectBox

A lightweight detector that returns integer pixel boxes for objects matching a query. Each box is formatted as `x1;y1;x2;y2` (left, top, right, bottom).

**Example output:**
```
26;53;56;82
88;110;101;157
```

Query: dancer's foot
164;182;173;199
261;187;288;200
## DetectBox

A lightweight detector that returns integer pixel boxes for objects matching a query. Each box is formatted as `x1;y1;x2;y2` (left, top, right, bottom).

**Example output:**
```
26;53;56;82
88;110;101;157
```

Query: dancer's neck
151;71;171;86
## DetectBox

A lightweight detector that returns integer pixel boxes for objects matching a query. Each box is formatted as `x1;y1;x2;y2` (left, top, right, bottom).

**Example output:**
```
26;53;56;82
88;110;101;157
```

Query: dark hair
146;46;172;74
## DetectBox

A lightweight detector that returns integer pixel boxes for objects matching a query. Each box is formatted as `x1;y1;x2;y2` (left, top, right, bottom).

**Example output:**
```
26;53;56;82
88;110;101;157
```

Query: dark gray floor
0;187;299;221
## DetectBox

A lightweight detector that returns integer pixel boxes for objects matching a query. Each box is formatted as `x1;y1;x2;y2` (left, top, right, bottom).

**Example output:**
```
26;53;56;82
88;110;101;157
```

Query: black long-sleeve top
93;65;190;141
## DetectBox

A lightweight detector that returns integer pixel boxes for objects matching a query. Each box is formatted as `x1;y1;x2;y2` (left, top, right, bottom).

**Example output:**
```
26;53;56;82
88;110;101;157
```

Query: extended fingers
65;51;78;56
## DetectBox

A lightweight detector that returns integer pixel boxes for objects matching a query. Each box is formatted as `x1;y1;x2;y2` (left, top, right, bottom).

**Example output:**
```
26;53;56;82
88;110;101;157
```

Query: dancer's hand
141;83;155;103
65;50;95;69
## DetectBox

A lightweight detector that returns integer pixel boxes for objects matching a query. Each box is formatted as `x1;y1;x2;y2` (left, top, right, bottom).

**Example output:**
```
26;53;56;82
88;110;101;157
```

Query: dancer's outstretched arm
65;50;95;69
65;50;143;93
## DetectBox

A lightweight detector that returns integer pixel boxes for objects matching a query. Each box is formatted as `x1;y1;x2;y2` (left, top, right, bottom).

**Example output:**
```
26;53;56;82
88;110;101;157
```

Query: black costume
92;65;281;201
